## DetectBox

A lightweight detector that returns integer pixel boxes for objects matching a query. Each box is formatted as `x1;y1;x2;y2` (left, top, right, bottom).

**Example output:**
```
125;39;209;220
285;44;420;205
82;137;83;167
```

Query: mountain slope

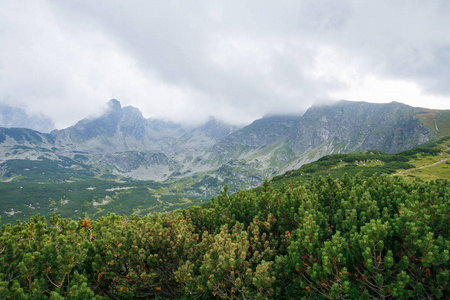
0;99;448;193
288;101;431;154
205;100;444;186
0;99;449;221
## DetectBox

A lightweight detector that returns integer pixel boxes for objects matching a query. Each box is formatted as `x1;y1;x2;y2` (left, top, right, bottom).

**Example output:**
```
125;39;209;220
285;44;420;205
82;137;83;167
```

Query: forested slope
1;173;448;299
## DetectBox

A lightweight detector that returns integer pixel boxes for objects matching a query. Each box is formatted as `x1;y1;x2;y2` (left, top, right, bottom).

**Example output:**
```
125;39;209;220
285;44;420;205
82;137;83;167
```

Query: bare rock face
288;101;432;155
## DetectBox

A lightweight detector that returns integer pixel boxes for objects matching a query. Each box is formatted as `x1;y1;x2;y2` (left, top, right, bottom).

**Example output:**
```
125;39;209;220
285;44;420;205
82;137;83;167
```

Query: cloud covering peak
1;0;449;129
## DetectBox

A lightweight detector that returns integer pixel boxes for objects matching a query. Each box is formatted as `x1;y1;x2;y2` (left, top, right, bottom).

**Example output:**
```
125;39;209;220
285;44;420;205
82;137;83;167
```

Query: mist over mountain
0;104;55;133
49;99;240;155
0;99;448;195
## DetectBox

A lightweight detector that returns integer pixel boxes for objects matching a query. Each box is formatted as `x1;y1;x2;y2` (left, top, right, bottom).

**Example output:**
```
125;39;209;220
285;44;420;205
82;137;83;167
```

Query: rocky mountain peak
107;98;122;110
120;105;147;139
122;105;144;120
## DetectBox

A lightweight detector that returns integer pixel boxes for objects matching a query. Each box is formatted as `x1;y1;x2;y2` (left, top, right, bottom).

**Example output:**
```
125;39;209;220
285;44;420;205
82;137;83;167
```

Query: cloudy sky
1;0;449;129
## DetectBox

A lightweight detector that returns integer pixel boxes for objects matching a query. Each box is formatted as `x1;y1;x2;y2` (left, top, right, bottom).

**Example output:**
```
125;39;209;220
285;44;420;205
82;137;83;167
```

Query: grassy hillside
415;108;450;136
269;135;450;189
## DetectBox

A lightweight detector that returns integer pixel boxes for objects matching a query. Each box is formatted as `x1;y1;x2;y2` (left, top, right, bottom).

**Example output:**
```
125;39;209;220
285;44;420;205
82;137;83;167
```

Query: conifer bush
0;174;448;299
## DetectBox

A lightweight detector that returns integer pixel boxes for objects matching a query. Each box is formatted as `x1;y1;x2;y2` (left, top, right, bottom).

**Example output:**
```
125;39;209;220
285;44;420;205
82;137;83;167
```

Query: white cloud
0;0;449;129
332;75;450;110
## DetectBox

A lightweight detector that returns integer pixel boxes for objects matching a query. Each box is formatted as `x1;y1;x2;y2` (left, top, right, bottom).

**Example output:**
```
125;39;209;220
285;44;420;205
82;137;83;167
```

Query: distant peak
388;101;409;107
122;105;145;120
107;99;122;110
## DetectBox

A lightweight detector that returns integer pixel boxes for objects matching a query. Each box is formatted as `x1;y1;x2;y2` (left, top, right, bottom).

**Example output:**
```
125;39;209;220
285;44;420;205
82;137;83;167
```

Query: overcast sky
1;0;449;129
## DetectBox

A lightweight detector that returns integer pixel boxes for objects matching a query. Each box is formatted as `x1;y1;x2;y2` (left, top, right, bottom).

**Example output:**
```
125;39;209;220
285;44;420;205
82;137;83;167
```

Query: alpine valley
1;99;449;221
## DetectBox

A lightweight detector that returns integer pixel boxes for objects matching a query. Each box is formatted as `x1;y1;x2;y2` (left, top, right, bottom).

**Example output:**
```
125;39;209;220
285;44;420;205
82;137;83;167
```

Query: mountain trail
392;157;449;177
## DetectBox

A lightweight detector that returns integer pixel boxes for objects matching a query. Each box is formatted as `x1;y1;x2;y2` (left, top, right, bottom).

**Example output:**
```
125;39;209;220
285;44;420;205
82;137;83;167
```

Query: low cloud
0;0;449;129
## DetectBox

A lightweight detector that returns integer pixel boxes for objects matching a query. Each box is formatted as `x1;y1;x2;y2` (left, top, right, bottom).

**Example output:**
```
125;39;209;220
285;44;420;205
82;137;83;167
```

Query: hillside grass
268;135;450;190
391;135;450;181
392;138;450;181
415;109;450;136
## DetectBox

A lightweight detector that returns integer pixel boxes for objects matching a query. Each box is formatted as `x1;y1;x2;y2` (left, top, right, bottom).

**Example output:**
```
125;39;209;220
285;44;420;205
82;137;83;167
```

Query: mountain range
0;99;449;195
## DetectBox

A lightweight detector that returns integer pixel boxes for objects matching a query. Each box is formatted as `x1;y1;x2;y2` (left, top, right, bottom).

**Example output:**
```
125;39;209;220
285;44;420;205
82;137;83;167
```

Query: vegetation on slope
415;109;450;137
270;136;450;189
0;179;206;222
2;135;449;222
0;157;207;222
1;174;448;299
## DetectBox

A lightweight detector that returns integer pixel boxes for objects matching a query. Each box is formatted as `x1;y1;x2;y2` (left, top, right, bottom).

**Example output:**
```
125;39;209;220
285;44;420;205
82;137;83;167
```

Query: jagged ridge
0;99;448;194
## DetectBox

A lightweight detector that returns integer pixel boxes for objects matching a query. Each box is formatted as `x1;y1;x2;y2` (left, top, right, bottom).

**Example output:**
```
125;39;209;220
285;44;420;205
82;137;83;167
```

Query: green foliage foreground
0;174;449;299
